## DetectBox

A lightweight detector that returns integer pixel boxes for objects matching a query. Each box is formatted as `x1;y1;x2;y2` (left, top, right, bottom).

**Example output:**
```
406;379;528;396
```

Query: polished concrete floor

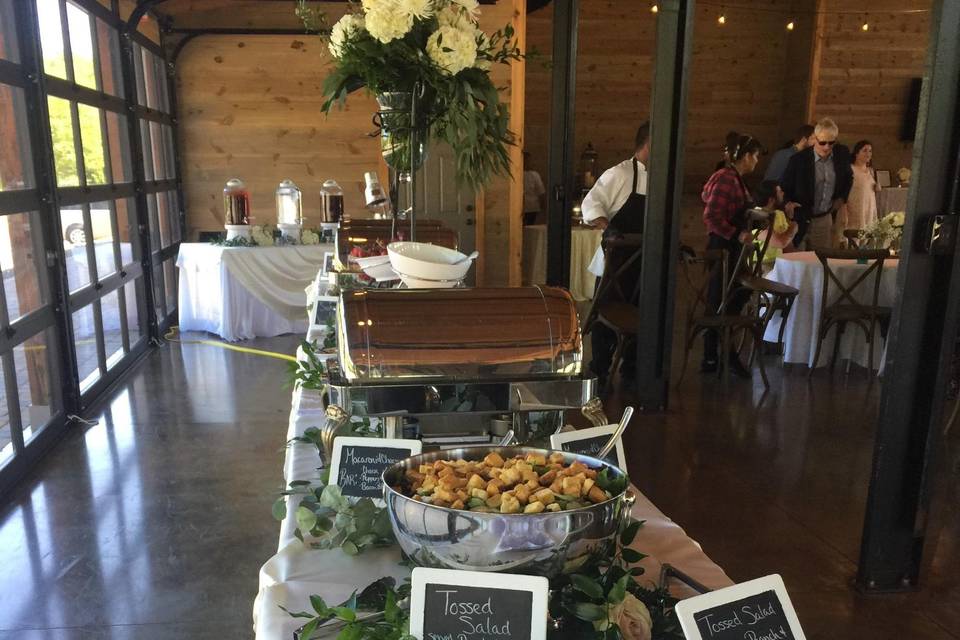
0;330;957;639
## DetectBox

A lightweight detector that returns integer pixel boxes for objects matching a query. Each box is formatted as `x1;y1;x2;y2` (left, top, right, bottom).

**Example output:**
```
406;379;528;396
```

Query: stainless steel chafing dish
321;286;605;452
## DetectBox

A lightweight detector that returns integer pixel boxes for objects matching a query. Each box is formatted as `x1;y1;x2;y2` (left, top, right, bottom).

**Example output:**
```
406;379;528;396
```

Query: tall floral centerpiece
300;0;522;189
859;211;906;252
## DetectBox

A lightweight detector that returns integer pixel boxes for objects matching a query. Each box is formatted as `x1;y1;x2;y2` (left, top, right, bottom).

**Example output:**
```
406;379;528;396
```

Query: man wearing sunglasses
781;117;853;248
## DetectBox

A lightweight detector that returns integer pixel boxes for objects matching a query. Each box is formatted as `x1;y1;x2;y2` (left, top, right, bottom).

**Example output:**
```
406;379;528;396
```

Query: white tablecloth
522;224;603;301
176;243;333;341
253;361;734;639
763;252;898;369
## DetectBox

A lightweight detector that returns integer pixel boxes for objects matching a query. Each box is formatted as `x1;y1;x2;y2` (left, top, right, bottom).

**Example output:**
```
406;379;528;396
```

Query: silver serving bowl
382;445;634;579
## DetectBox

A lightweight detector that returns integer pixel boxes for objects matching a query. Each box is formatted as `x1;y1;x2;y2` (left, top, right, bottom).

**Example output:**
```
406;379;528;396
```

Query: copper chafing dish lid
336;286;582;382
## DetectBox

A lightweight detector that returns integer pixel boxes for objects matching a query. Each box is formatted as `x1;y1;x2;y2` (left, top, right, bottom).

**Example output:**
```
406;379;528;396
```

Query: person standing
700;134;763;377
581;121;650;386
839;140;879;236
781;117;853;249
763;124;815;183
522;151;546;225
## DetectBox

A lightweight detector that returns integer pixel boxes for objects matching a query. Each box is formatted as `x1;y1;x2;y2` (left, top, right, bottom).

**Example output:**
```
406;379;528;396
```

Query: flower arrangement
859;211;905;250
299;0;522;188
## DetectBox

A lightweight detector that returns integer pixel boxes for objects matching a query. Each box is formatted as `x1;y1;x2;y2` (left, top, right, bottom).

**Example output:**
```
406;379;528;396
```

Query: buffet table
253;353;734;639
523;224;602;301
176;243;333;341
763;252;898;370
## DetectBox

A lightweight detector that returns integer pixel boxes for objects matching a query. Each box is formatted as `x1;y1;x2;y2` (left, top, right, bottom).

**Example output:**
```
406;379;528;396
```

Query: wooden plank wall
524;0;930;194
809;0;931;175
524;0;813;195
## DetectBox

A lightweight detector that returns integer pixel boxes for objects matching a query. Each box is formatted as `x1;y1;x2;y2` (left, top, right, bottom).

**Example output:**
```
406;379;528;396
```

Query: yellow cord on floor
163;326;298;363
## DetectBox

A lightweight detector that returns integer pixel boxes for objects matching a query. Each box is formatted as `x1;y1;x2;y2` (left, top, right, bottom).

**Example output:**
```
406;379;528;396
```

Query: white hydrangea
437;4;478;32
450;0;480;18
328;13;365;58
427;24;478;75
396;0;434;20
365;2;414;44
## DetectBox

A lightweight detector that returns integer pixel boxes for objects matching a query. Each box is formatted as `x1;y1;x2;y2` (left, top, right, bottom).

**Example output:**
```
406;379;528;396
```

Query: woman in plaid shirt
700;135;763;376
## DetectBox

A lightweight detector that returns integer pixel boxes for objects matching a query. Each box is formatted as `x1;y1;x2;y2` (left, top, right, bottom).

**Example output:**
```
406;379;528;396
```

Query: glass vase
376;92;428;173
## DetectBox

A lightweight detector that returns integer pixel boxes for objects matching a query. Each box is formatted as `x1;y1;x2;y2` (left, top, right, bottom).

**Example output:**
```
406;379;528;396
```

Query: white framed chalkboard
328;436;421;501
550;424;626;470
674;574;806;640
409;567;549;640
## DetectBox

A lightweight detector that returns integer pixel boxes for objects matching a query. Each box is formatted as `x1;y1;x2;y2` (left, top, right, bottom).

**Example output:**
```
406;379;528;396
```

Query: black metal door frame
634;0;694;411
545;0;578;289
857;0;960;592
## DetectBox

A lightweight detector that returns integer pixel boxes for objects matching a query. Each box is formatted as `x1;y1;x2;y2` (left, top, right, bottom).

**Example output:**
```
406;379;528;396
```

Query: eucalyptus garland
286;340;332;391
282;517;684;640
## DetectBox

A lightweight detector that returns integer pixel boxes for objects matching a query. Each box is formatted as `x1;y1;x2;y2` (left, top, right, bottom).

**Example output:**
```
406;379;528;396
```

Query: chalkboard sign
313;296;338;327
550;424;626;470
675;575;806;640
329;436;421;500
410;568;549;640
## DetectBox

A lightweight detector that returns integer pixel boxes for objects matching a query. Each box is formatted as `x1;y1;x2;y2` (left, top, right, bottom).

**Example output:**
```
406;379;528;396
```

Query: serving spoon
451;250;479;265
597;406;634;459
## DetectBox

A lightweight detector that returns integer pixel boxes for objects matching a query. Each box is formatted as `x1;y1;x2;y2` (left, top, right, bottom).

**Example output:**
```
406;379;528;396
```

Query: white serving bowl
387;241;473;282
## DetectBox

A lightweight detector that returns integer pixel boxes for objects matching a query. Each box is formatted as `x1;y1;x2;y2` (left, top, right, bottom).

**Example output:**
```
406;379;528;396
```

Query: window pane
0;358;13;465
124;278;141;345
139;120;153;181
101;288;123;368
36;0;67;80
72;303;100;391
90;200;116;278
66;2;96;90
48;96;79;186
78;103;106;184
151;257;164;318
105;110;131;183
156;190;171;248
115;197;136;265
137;14;160;45
163;257;175;313
150;121;167;179
94;18;123;97
1;212;45;321
14;328;58;445
132;43;146;107
0;84;35;191
145;192;159;248
61;206;91;291
0;1;20;63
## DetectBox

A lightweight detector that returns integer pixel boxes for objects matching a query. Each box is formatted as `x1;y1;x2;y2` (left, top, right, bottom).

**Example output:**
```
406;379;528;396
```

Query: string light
718;13;726;25
786;20;795;31
651;3;658;13
861;21;869;31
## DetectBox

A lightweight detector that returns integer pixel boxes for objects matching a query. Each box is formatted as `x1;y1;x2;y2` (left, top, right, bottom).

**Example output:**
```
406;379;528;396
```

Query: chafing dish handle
581;397;609;427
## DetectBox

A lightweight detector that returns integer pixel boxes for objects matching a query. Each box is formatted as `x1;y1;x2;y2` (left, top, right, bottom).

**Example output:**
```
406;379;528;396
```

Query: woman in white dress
838;140;879;241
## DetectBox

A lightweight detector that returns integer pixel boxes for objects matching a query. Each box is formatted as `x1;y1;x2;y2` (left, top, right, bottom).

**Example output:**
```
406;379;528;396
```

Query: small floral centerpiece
299;0;522;188
859;211;906;251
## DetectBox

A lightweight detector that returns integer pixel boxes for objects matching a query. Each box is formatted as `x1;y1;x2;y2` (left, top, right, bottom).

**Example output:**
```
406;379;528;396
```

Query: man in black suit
781;117;853;248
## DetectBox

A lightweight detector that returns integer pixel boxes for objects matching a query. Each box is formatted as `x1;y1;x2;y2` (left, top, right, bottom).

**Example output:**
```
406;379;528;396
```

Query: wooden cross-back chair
842;229;862;249
808;248;892;376
737;209;800;364
583;233;644;392
676;244;769;388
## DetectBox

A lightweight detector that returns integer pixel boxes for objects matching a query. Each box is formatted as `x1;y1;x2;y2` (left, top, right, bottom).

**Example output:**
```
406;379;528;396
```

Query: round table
763;251;898;370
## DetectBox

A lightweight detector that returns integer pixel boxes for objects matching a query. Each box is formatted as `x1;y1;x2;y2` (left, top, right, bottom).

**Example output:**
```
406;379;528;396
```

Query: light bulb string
693;1;927;16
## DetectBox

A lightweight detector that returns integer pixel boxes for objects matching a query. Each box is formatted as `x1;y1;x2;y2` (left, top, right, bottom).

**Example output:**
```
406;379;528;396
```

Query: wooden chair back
678;245;746;319
814;248;888;319
583;233;643;334
842;229;862;249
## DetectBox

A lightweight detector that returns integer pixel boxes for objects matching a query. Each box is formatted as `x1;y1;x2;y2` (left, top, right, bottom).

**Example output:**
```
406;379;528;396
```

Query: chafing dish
322;286;603;449
382;446;634;579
